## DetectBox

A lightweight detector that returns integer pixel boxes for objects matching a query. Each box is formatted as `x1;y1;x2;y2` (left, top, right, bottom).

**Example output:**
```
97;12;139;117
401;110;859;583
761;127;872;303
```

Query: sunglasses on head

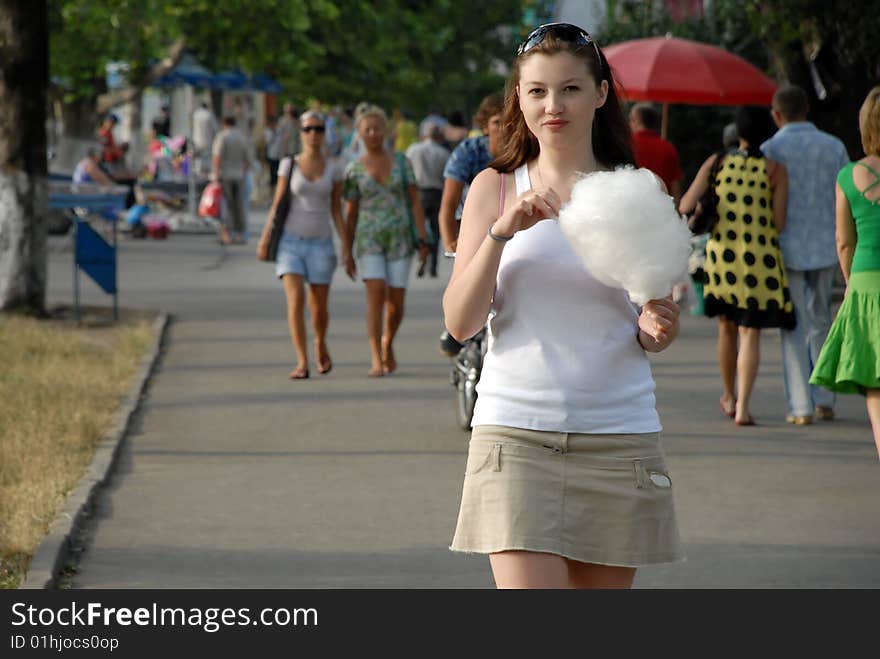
301;125;326;133
517;22;603;75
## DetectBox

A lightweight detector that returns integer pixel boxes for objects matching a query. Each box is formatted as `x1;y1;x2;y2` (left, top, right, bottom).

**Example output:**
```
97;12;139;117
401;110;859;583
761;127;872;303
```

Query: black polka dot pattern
701;152;794;329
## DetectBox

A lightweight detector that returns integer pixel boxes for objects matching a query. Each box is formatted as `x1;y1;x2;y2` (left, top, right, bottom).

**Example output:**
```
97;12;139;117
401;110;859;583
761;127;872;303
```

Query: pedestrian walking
405;121;450;277
810;86;880;459
761;84;851;425
443;23;683;589
276;103;301;159
152;104;171;138
193;101;218;176
680;106;795;426
629;102;683;204
211;115;251;245
263;115;281;190
257;111;349;379
97;113;127;175
437;92;504;356
342;105;430;377
438;92;504;254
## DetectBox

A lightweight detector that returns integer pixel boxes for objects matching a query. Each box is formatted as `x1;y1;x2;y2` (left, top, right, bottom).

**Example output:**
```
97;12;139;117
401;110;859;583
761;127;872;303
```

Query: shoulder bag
262;158;295;261
687;150;727;236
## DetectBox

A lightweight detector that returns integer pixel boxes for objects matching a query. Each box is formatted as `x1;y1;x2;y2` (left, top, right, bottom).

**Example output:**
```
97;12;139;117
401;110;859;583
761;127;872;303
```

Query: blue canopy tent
150;55;283;226
153;52;216;88
249;73;284;94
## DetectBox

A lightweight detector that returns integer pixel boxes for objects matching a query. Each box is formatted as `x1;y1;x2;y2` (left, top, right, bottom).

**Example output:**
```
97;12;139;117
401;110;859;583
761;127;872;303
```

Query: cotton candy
557;166;692;305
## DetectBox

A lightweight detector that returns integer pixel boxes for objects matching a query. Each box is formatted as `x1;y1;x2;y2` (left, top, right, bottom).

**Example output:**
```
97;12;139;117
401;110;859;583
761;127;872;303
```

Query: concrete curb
20;311;170;589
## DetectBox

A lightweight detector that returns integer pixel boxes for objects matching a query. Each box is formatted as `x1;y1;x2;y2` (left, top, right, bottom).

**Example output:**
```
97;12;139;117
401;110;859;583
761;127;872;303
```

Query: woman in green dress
680;106;794;426
810;87;880;459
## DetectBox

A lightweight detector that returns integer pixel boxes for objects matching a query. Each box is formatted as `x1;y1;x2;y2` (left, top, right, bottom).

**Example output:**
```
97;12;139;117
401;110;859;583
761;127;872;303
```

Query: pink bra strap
499;172;506;216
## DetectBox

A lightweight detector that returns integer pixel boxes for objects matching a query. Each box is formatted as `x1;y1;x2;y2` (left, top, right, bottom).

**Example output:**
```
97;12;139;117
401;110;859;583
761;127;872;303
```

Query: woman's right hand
344;251;357;280
256;238;269;261
491;187;561;238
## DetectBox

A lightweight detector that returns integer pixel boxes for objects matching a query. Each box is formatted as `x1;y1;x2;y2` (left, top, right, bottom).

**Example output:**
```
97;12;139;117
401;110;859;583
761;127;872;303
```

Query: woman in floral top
343;105;430;376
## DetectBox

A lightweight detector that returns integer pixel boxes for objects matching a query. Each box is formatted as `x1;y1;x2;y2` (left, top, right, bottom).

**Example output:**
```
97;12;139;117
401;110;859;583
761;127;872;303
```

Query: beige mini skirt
450;425;684;567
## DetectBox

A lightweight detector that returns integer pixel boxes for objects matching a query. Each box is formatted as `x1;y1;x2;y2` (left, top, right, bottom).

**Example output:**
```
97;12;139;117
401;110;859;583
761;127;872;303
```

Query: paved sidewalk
45;211;879;588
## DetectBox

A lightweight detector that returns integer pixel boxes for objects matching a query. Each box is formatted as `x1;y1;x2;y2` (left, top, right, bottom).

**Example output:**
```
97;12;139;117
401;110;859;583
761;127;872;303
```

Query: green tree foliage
49;0;526;119
742;0;880;158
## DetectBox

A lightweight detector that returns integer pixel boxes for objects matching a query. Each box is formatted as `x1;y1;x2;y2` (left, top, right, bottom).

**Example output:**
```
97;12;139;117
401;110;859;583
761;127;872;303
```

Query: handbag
262;159;295;261
198;181;222;218
687;150;727;235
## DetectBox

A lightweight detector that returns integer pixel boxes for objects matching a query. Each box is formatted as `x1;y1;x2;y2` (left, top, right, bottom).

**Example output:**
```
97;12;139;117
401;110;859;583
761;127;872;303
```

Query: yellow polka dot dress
702;151;796;329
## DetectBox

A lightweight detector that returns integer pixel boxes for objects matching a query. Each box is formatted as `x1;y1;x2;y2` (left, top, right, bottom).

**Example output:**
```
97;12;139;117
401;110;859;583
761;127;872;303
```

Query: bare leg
718;318;738;415
308;284;331;372
735;326;761;424
364;279;386;376
566;559;636;589
489;551;570;589
282;274;309;377
866;389;880;460
381;286;406;373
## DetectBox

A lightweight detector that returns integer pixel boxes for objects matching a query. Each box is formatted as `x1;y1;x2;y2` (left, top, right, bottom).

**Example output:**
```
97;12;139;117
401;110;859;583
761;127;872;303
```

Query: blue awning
249;73;283;94
152;53;281;93
153;52;216;88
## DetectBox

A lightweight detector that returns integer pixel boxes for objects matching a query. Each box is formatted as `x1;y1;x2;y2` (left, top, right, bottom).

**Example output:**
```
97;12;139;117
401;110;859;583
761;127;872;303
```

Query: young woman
680;107;793;426
257;111;349;379
443;23;684;589
342;106;430;377
811;86;880;459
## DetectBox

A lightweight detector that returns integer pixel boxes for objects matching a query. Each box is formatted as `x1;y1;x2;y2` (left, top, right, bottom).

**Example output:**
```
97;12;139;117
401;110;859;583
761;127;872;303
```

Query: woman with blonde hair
811;86;880;458
342;105;430;376
258;110;349;379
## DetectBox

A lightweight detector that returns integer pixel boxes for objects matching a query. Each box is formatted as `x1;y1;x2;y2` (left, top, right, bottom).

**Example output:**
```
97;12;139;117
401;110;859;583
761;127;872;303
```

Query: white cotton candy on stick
557;166;692;305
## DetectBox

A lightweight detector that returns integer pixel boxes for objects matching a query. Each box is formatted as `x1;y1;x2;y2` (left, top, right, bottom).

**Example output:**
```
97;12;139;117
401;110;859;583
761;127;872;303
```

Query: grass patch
0;308;156;589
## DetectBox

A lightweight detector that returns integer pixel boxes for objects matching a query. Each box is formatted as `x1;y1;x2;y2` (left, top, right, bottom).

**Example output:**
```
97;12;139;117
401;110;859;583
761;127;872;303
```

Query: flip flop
317;355;332;375
734;415;755;426
289;366;309;380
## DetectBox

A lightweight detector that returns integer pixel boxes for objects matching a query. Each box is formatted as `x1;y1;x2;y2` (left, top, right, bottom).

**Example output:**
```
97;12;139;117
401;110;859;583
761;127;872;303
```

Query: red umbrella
603;35;777;138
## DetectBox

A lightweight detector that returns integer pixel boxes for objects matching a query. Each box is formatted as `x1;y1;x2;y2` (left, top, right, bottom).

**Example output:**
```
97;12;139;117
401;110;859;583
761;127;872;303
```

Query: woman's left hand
637;296;680;352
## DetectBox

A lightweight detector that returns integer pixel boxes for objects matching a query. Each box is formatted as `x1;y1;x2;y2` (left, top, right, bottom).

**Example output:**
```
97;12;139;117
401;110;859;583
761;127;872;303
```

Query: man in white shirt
405;122;450;277
192;101;217;175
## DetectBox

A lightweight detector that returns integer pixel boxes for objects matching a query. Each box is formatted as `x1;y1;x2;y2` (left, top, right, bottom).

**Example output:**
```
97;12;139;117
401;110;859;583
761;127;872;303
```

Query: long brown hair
490;31;634;173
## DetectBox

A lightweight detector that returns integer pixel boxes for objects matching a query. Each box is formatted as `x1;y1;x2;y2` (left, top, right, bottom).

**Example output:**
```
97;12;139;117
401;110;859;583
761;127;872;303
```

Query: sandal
289;366;310;380
734;414;755;426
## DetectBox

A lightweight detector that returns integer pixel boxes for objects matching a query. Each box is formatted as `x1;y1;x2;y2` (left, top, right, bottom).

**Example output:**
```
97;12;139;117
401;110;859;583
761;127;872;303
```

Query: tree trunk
0;1;48;315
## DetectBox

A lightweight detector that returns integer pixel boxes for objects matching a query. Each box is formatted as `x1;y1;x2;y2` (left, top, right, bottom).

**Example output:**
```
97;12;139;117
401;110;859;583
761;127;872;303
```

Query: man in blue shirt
437;93;503;356
438;92;504;255
761;84;851;425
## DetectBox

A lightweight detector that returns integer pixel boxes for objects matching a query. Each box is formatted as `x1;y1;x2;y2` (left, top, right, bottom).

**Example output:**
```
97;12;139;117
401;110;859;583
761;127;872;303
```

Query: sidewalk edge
20;311;170;590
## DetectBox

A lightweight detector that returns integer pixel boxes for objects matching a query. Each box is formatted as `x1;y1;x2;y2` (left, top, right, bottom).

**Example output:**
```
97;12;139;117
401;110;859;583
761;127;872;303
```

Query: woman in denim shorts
257;111;350;379
342;106;430;376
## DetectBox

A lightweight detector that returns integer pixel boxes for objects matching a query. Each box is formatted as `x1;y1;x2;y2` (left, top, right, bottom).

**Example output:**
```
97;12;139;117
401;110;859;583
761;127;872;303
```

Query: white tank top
471;164;662;433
